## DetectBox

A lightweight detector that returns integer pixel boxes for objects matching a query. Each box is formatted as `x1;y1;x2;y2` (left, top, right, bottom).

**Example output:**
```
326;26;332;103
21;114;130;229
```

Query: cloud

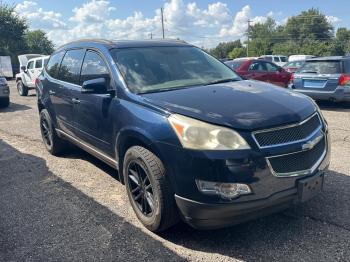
15;1;66;29
13;0;280;48
326;15;341;24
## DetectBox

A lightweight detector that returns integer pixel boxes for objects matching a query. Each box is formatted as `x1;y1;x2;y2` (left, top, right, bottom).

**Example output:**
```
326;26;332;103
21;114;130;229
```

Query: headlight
168;114;250;150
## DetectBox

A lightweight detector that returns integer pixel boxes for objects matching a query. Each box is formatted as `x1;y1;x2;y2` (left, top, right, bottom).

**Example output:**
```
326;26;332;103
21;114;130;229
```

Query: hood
141;80;316;131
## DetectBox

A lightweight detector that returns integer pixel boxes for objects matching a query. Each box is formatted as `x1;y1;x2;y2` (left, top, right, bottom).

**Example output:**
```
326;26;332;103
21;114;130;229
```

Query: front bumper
290;86;350;102
155;122;330;229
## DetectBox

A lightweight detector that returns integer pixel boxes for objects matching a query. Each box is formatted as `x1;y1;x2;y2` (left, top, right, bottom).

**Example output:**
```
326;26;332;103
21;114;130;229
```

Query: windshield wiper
204;78;239;86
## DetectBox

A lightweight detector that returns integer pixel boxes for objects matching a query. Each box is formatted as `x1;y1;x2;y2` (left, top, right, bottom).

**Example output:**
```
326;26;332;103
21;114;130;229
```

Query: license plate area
297;173;324;202
303;79;327;88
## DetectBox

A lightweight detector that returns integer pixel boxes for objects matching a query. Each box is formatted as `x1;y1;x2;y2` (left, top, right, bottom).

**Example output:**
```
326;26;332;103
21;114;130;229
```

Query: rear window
299;61;342;74
225;60;245;70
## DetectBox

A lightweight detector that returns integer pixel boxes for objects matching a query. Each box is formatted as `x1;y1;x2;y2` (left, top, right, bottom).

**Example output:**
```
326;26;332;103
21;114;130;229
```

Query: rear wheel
17;80;28;96
123;146;179;232
0;97;10;108
40;109;67;155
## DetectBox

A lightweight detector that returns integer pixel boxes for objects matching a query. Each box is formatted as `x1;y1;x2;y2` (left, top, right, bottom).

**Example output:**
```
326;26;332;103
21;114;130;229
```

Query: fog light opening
196;180;252;200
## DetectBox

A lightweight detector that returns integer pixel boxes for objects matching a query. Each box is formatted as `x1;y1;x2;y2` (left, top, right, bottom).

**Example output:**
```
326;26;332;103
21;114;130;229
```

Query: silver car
289;56;350;102
0;76;10;108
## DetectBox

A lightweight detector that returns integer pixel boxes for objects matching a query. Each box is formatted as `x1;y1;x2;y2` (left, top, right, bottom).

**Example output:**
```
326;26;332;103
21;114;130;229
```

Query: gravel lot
1;80;350;261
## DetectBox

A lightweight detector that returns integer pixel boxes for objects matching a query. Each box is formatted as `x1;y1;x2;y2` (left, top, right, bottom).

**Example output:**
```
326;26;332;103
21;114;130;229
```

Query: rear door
53;49;85;135
73;50;114;154
293;60;343;92
263;61;290;87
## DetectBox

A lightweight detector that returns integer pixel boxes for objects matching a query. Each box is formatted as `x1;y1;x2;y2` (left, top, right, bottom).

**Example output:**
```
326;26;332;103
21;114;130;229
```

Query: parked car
283;60;305;73
289;56;350;102
259;55;288;66
0;76;10;108
16;54;50;96
226;58;291;87
37;39;330;232
289;55;315;62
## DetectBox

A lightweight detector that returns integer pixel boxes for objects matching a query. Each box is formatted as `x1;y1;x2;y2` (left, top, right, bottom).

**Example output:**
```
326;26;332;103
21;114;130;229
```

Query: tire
123;146;179;232
0;97;10;108
39;109;67;156
17;80;28;96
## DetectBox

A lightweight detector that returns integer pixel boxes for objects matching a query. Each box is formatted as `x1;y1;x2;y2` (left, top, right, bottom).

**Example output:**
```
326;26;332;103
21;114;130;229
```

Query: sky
5;0;350;48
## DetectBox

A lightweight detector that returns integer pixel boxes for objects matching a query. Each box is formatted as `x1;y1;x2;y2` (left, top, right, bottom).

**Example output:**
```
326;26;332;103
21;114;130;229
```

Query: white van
15;54;50;96
259;55;288;66
288;55;315;62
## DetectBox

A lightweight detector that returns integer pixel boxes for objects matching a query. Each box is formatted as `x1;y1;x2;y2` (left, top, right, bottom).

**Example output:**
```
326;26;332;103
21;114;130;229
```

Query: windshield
111;46;241;94
299;61;342;74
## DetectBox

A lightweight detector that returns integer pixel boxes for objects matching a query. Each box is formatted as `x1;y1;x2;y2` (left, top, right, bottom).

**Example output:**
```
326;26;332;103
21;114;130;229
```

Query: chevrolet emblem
302;135;323;150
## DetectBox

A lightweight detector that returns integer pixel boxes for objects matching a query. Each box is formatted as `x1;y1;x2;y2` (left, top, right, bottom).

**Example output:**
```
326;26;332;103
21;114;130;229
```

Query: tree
228;48;246;59
209;40;243;58
25;30;55;55
272;41;300;56
0;4;28;62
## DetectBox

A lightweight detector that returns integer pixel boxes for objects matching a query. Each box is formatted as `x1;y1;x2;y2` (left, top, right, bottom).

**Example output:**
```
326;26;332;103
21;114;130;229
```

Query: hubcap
127;161;155;217
40;117;52;147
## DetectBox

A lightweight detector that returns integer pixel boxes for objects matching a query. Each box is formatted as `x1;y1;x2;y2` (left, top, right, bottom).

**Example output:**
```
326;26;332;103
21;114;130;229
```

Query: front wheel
17;80;28;96
123;146;179;232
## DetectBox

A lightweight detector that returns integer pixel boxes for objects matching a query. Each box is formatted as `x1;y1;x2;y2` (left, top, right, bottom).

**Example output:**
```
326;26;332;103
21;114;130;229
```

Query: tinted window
35;59;43;69
265;62;279;72
27;61;34;69
249;61;265;71
225;60;245;70
273;57;280;62
280;56;288;62
300;61;342;74
344;60;350;73
80;51;110;84
44;58;49;66
46;51;65;78
112;46;240;94
263;56;272;62
58;49;85;85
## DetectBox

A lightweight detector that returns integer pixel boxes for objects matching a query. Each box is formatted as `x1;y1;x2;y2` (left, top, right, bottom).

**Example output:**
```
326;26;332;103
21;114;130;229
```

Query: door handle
72;98;80;104
49;90;55;95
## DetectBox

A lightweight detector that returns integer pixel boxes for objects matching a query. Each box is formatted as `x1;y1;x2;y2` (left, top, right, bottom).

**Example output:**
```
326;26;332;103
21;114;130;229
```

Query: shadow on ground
0;102;31;113
0;139;184;261
317;100;350;112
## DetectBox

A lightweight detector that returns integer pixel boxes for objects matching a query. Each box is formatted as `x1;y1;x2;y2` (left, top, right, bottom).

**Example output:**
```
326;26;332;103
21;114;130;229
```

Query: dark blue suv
37;39;330;232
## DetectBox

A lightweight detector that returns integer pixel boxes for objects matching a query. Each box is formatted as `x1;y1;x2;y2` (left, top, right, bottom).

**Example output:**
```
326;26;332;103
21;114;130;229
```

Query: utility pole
247;19;250;57
149;32;153;39
161;7;165;39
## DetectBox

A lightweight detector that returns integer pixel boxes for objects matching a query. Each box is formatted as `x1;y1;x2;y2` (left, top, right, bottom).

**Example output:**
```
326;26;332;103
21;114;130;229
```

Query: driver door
25;60;35;87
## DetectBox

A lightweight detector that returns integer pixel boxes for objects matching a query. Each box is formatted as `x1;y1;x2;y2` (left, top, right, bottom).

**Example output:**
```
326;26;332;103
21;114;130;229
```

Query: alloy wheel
127;161;155;217
40;117;52;147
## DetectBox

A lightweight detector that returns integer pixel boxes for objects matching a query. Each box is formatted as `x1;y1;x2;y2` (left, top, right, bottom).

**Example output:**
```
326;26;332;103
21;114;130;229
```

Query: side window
80;50;110;85
344;60;350;73
27;61;34;70
265;62;279;72
264;56;273;62
44;58;49;67
58;49;85;85
273;57;280;62
249;61;264;71
35;59;43;69
46;51;65;78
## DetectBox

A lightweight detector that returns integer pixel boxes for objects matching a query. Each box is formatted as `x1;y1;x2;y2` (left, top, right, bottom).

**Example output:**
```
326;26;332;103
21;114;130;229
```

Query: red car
225;59;291;87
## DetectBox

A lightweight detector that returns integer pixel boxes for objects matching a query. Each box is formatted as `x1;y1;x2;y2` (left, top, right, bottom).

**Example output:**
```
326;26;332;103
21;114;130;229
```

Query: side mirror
81;78;108;94
21;65;27;72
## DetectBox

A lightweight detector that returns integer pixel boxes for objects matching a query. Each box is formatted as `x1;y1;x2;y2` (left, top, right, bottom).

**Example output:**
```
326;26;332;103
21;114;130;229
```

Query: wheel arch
116;127;163;184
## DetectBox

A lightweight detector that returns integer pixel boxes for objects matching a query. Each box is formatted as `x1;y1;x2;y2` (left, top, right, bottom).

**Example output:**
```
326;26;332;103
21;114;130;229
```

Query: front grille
267;137;326;176
253;113;322;148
